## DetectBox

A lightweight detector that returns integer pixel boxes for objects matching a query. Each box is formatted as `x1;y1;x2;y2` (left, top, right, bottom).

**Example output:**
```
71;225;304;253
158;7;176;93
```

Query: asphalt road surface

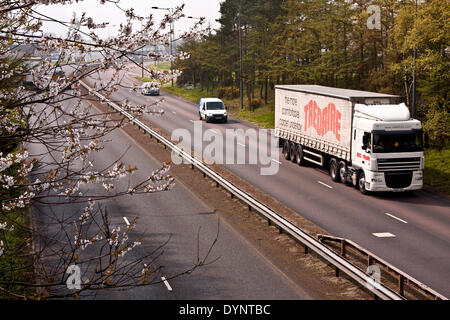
97;68;450;297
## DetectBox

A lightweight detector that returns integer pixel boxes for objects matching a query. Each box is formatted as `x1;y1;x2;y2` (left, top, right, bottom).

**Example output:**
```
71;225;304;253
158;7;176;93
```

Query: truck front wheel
357;171;368;195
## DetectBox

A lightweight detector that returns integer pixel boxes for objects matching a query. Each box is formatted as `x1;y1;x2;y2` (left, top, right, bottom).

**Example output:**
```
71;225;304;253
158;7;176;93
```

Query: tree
0;0;214;299
387;0;450;147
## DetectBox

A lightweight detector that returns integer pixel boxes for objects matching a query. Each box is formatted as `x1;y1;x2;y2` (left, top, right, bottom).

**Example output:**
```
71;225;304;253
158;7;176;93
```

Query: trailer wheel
339;161;348;183
282;141;291;160
329;159;340;182
296;146;304;166
357;171;368;195
290;143;297;163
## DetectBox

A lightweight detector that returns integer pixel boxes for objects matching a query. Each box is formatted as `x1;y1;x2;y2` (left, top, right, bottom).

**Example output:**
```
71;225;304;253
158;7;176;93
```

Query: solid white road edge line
161;277;173;291
385;213;408;224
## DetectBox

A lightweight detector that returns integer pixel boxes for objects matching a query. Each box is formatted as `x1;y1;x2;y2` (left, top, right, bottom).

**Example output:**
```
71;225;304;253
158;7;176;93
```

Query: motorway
28;95;312;300
97;67;450;297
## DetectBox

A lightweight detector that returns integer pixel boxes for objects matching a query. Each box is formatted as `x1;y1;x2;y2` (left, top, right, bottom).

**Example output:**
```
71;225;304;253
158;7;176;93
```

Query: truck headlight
372;173;384;183
414;172;423;181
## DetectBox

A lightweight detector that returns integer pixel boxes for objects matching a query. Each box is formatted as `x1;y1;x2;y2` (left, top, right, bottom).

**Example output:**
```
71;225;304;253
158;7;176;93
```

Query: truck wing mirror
362;133;369;145
362;133;371;152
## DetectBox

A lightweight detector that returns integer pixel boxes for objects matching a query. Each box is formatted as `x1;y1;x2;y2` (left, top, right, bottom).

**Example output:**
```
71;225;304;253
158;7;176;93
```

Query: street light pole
152;6;174;86
412;0;418;119
141;21;144;78
238;12;243;110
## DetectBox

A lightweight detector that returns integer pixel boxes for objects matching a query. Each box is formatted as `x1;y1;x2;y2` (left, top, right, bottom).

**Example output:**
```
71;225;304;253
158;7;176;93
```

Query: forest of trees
174;0;449;147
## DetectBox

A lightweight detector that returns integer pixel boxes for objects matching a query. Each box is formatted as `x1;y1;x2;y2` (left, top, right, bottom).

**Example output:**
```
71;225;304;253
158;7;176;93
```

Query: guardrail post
341;240;346;258
398;275;405;297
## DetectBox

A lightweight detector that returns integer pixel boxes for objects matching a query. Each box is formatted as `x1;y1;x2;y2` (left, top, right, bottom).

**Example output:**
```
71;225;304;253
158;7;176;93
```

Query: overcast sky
36;0;222;38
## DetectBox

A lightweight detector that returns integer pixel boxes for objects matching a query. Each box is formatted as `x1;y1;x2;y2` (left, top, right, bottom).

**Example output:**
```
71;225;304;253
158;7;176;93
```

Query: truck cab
351;103;424;193
198;98;228;123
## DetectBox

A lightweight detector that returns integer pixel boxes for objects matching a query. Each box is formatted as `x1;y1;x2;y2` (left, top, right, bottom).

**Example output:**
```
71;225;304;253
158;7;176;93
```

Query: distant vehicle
141;81;160;96
198;98;228;123
51;68;72;90
53;68;65;84
275;85;424;194
50;53;60;62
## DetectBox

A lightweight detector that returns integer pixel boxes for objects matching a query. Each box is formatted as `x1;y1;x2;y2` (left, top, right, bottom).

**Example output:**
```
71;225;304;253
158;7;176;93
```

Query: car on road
198;98;228;123
141;81;160;96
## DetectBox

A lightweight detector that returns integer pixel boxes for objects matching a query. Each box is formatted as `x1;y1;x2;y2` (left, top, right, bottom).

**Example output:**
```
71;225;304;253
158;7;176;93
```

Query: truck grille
377;158;421;172
384;172;413;189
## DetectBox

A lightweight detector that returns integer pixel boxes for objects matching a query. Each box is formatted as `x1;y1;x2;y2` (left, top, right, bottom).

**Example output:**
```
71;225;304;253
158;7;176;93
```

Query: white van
198;98;228;123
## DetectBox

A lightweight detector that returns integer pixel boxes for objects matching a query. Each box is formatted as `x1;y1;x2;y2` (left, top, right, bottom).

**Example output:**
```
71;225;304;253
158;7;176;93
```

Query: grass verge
424;148;450;195
162;86;275;128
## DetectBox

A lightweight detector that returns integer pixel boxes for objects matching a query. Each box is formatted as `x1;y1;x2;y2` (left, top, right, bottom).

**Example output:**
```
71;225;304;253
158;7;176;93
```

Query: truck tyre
339;161;348;183
290;143;297;163
199;112;202;120
357;171;368;195
283;141;291;160
329;159;340;182
296;146;305;166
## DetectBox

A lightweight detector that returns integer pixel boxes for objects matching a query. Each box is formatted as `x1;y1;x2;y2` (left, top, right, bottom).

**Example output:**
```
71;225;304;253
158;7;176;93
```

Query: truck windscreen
206;102;225;110
373;130;423;153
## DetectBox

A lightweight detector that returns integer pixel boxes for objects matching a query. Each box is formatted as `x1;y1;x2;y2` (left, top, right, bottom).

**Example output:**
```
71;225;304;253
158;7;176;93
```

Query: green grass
233;108;275;128
136;62;173;83
424;148;450;195
162;86;211;104
144;61;171;72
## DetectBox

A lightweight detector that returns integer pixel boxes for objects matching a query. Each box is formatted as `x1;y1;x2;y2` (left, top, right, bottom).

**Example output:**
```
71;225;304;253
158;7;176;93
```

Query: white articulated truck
275;85;424;194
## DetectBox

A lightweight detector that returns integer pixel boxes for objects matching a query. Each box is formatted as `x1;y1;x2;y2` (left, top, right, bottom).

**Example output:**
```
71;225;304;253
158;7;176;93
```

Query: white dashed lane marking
385;213;408;224
161;277;173;291
318;181;333;189
373;232;396;238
